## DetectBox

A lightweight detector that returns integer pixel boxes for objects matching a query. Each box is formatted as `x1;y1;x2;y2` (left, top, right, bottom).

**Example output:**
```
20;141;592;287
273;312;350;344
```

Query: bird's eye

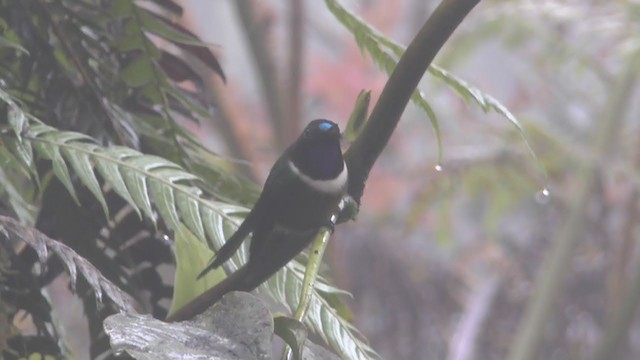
318;122;333;131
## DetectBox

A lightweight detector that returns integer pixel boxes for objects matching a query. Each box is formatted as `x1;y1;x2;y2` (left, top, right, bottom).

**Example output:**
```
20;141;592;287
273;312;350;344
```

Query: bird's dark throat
291;139;343;180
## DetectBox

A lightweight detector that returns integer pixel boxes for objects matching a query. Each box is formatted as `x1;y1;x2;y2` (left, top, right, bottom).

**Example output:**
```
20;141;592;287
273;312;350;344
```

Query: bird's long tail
196;211;256;279
166;264;268;322
167;228;320;322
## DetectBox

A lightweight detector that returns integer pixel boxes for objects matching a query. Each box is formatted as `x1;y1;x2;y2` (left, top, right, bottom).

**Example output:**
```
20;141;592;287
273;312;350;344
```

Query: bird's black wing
197;151;295;279
196;207;257;279
245;152;300;258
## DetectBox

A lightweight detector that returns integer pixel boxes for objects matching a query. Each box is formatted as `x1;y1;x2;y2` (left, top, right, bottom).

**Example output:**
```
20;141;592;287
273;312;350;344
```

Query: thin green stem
281;228;331;360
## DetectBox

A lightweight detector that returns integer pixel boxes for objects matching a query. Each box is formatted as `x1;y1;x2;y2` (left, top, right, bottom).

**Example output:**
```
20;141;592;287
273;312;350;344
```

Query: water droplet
161;234;173;245
434;164;443;172
535;188;550;204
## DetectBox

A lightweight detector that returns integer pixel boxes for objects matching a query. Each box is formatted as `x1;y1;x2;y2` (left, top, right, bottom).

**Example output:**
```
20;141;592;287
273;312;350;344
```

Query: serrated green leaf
154;167;198;182
31;129;107;215
120;56;155;87
51;131;96;144
141;83;163;104
8;105;27;142
199;204;248;265
318;290;354;322
410;91;442;164
62;145;109;217
29;123;57;137
108;0;134;17
138;9;209;46
25;125;234;237
0;148;36;224
114;31;144;52
117;19;162;59
0;35;28;54
6;137;35;177
0;87;16;105
163;84;210;119
200;205;225;253
428;65;542;171
344;90;370;142
33;138;80;205
0;88;24;129
0;90;33;168
121;159;157;223
175;188;207;244
94;147;140;218
148;177;180;229
0;216;136;312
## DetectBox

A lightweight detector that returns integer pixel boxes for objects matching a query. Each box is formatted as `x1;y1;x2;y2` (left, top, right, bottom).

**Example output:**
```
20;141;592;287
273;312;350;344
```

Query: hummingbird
196;119;348;303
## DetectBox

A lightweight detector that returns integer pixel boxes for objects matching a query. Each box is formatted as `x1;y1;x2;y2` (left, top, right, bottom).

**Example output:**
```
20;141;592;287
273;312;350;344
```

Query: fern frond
325;0;442;162
326;0;539;167
268;262;381;360
10;122;238;255
0;215;135;312
2;95;379;360
20;123;376;359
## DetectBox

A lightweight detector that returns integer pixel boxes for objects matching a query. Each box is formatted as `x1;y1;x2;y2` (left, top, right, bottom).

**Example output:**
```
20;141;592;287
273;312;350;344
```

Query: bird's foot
323;219;336;234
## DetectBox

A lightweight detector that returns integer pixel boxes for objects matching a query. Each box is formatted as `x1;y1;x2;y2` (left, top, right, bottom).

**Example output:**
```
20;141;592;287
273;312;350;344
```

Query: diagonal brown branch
343;0;482;204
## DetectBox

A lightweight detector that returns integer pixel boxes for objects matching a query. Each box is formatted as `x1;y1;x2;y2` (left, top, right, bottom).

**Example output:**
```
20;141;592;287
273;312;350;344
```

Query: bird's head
301;119;341;141
291;119;344;180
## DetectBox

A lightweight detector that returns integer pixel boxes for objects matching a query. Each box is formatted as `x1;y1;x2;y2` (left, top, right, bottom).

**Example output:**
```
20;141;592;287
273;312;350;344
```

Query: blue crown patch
318;122;333;131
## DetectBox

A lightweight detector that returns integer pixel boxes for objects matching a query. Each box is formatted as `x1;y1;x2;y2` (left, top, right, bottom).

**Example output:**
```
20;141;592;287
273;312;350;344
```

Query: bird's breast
275;165;347;231
288;160;347;194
